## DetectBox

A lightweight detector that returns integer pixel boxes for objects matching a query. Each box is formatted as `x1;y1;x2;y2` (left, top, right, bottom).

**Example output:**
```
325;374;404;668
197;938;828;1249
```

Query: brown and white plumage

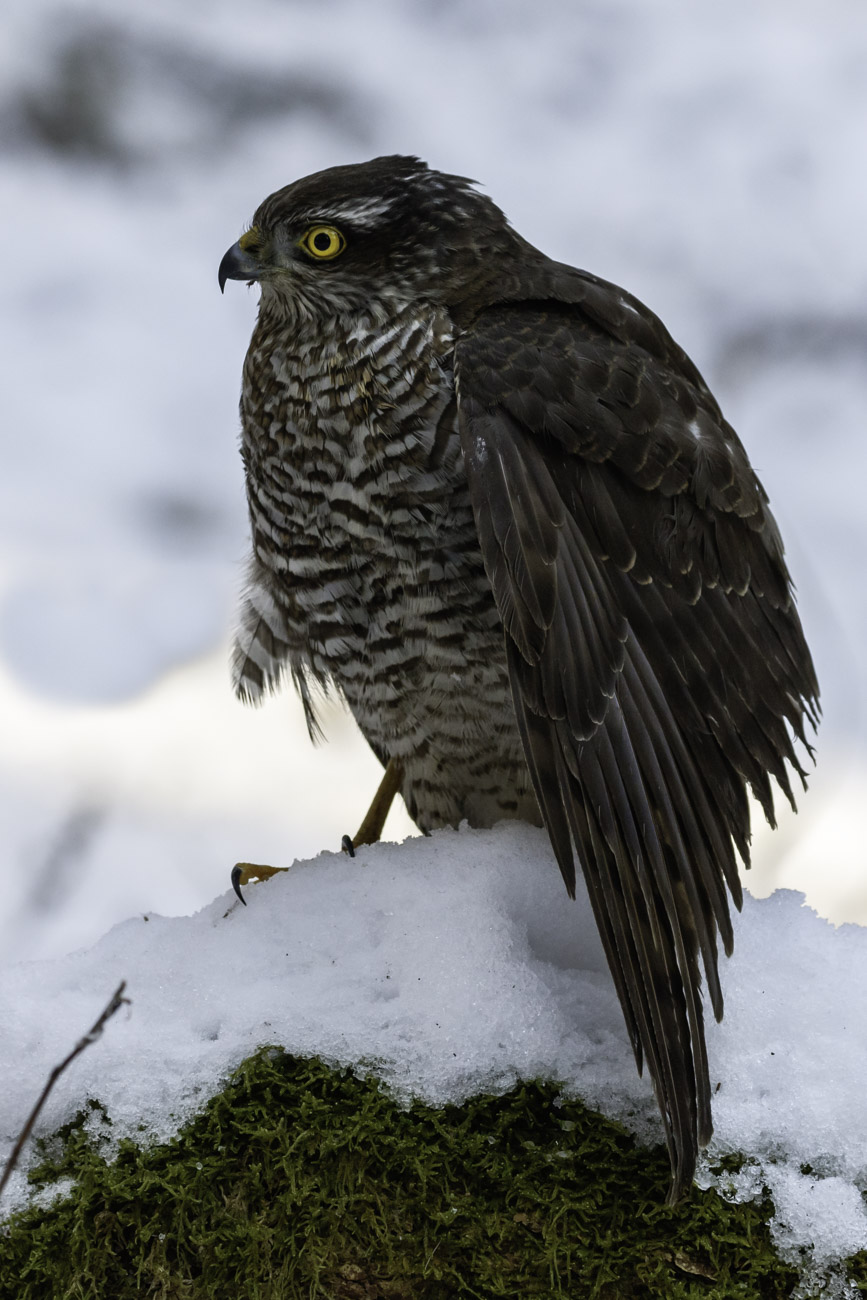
219;155;819;1199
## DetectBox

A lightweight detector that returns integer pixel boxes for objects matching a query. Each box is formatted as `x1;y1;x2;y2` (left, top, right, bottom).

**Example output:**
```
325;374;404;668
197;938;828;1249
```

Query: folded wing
454;297;818;1198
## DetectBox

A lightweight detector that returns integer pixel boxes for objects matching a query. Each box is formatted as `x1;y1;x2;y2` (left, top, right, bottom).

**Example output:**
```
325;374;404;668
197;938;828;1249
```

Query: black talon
231;865;247;905
341;834;356;858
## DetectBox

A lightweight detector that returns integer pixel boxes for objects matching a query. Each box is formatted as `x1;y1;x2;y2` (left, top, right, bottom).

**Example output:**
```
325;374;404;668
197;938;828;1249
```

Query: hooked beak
218;241;262;293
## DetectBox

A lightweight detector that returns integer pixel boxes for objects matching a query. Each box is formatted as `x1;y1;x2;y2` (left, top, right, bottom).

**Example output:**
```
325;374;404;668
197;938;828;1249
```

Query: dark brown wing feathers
455;285;818;1200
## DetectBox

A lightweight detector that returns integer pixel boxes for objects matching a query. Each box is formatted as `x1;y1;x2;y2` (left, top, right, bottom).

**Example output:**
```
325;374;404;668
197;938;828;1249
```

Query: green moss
850;1251;867;1294
0;1049;825;1298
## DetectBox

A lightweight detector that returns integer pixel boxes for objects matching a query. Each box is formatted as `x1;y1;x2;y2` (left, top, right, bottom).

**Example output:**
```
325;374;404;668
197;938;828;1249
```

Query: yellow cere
301;225;346;260
239;227;263;252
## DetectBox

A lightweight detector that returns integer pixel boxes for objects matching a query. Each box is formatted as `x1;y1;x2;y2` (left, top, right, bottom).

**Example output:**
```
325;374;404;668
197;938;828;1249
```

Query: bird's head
218;155;536;322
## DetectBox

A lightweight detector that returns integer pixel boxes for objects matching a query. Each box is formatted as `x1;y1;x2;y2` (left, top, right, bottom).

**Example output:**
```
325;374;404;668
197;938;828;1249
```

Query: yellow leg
350;756;405;849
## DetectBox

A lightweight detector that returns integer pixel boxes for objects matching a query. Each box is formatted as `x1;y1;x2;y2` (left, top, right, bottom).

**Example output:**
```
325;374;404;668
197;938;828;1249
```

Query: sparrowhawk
218;155;818;1200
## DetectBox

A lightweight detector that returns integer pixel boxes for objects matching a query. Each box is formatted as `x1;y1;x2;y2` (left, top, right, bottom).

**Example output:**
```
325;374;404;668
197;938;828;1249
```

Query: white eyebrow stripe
315;198;399;228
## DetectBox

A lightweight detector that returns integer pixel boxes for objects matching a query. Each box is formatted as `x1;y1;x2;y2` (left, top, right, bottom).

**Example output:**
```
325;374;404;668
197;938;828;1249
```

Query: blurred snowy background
1;0;866;964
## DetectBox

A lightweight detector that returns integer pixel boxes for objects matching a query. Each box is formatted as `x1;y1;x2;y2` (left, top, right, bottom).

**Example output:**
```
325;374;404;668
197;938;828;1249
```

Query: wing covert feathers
455;299;818;1201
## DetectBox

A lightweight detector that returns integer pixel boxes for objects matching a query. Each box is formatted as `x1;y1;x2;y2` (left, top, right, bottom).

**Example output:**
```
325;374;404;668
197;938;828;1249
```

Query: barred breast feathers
232;302;459;741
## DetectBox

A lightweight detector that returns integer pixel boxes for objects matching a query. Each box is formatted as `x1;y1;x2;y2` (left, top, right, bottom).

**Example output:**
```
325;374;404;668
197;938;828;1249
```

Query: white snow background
1;0;867;1287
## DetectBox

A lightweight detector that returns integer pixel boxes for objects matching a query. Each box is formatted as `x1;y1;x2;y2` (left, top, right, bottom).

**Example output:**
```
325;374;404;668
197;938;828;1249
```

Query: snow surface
1;823;866;1287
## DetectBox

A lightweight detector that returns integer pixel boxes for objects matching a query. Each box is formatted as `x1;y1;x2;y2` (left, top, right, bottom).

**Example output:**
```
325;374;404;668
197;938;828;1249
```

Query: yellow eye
300;225;345;260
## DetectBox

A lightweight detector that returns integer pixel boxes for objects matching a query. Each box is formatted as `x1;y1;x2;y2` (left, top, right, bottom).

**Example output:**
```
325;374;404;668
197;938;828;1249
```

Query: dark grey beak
218;241;261;293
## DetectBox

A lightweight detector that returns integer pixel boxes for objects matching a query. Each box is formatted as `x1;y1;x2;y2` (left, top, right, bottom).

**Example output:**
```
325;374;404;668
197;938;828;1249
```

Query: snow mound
2;822;866;1275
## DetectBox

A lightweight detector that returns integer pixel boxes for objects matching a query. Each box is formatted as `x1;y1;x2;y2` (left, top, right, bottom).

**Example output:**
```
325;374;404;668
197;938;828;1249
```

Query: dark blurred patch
16;27;126;163
132;491;230;555
716;314;867;389
5;16;374;167
23;806;105;919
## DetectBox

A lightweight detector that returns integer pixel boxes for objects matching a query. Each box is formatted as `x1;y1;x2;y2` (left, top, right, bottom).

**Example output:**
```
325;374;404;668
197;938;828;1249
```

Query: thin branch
0;980;130;1201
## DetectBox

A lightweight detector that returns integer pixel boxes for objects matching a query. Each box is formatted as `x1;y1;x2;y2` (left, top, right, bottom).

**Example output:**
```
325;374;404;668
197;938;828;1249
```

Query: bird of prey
219;155;818;1200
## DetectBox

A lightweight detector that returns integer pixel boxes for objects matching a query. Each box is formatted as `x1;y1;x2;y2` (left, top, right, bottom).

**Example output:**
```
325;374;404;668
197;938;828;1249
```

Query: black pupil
313;231;333;252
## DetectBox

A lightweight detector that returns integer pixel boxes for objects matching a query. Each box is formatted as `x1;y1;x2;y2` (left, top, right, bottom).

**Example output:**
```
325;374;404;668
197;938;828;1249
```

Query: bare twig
0;980;130;1201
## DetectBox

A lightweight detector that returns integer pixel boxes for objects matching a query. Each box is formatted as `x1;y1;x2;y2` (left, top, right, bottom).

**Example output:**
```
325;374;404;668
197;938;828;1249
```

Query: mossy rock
1;1049;862;1298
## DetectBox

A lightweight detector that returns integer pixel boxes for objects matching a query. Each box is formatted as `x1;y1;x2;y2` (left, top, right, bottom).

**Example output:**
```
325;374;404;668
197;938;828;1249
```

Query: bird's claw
230;864;247;906
341;834;356;858
231;861;289;906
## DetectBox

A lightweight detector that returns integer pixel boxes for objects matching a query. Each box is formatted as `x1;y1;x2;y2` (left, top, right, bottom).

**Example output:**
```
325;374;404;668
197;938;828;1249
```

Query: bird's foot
232;757;404;905
230;861;288;906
